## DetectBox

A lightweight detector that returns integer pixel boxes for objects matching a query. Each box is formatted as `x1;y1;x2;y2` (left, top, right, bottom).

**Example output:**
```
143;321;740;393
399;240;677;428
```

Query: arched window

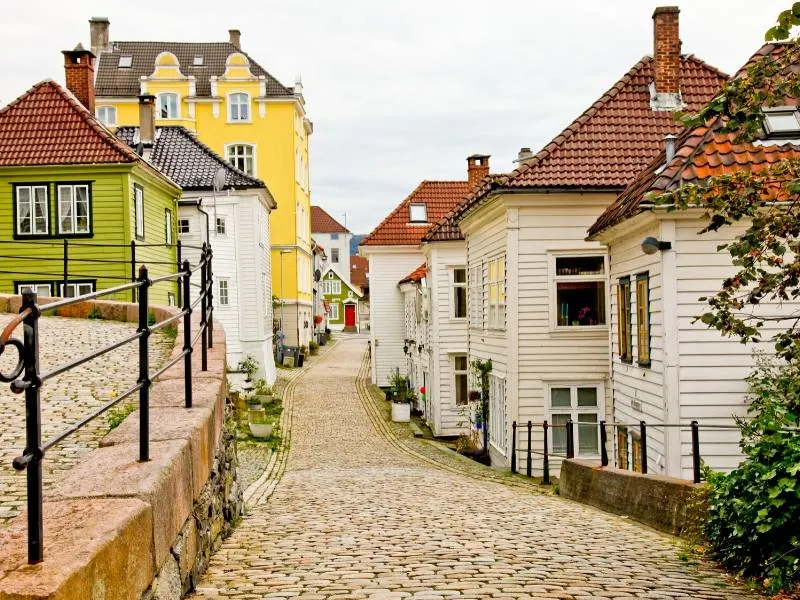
228;93;250;122
226;144;255;175
158;93;179;119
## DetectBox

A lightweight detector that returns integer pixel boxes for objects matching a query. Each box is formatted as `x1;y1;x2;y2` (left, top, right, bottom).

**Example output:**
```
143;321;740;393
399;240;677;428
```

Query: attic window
409;204;427;223
118;56;133;68
763;108;800;137
193;55;204;66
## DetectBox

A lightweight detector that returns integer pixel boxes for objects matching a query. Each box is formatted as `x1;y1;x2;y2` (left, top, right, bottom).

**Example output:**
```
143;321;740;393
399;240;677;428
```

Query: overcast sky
0;1;788;234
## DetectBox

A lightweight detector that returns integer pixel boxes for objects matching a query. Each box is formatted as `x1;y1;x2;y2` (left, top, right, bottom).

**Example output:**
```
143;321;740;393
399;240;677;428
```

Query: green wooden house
0;75;181;306
321;266;362;332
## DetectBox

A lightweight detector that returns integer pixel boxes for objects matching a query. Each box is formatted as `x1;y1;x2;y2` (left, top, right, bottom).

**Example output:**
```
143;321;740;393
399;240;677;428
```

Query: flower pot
249;422;273;438
392;402;411;423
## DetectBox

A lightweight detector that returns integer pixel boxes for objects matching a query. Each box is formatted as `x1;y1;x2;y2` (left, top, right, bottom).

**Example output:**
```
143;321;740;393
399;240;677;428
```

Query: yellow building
88;18;314;347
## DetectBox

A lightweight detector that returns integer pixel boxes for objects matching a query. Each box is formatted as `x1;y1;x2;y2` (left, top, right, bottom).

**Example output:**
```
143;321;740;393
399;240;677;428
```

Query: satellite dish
213;167;226;193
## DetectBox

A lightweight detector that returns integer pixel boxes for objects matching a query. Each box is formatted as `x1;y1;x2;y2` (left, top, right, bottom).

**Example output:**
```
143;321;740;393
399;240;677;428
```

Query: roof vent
664;134;677;163
515;147;534;163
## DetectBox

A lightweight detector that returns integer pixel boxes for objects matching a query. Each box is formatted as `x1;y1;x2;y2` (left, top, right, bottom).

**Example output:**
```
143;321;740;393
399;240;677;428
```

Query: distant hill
350;235;366;255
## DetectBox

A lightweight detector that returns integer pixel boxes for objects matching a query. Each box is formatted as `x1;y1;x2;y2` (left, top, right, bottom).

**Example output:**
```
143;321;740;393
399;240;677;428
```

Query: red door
344;304;356;327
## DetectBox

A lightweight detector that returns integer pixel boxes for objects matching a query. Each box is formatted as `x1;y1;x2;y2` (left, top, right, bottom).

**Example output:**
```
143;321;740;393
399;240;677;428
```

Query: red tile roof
361;181;473;247
0;80;141;166
589;43;800;237
311;206;349;233
350;255;369;289
423;174;505;243
454;55;728;223
399;263;427;285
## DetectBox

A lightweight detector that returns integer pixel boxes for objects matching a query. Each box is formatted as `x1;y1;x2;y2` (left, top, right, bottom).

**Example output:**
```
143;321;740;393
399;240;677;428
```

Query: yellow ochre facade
88;19;314;347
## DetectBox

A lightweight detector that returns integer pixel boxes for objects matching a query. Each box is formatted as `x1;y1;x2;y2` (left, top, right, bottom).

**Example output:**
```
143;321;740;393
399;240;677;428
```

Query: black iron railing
0;243;214;564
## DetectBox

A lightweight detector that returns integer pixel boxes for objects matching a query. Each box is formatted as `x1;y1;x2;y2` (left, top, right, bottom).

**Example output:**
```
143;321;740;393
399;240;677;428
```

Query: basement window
118;56;133;68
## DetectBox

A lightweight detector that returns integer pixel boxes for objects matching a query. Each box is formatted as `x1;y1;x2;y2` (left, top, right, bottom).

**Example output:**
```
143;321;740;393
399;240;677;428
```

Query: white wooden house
449;7;727;469
311;206;352;283
587;41;800;478
399;264;431;415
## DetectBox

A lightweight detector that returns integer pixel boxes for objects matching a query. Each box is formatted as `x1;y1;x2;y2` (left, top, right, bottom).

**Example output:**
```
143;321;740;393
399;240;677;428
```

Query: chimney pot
139;95;156;146
516;147;534;163
664;134;677;163
89;17;110;59
229;29;241;50
651;6;682;111
63;45;96;113
467;154;491;188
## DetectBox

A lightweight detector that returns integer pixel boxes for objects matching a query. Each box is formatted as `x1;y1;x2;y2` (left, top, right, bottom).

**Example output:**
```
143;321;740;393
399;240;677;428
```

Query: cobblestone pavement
0;314;172;526
193;336;757;600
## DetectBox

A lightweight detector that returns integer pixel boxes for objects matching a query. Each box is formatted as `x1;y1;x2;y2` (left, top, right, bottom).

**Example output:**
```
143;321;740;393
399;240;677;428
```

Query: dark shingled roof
116;126;267;191
95;41;293;98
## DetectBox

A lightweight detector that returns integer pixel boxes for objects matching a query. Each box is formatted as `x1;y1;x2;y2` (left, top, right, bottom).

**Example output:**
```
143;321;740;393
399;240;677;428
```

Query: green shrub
107;401;137;430
309;340;319;355
87;306;103;320
704;356;800;593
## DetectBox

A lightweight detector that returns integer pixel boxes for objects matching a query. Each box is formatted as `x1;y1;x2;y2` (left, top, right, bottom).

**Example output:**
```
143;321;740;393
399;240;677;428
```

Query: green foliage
251;378;271;398
107;401;136;430
471;358;492;439
147;310;156;326
704;356;800;593
87;306;103;320
237;355;259;380
163;324;178;340
309;340;319;355
389;368;411;404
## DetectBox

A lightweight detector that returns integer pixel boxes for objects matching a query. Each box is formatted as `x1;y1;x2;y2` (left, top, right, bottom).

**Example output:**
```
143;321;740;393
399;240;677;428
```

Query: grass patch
107;401;136;430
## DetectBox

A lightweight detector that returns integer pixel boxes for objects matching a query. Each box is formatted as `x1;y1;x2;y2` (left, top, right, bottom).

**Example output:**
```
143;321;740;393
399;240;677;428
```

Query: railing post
691;421;701;483
176;240;182;309
566;419;574;459
511;421;517;474
526;420;532;477
542;420;550;485
138;265;150;462
600;420;608;467
62;239;68;297
20;291;43;564
130;240;137;302
182;260;193;409
200;244;208;372
640;421;648;474
207;246;214;349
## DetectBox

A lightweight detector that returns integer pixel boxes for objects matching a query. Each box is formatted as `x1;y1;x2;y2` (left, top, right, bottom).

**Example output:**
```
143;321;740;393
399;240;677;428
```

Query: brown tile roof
399;263;427;285
423;174;505;243
350;255;369;289
0;80;141;166
361;181;473;247
95;41;292;98
311;206;349;233
589;43;800;237
454;55;728;223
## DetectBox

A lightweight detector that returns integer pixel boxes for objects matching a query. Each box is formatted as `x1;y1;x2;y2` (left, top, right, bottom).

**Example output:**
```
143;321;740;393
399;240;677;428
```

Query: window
409;204;427;223
193;55;204;66
331;248;340;263
489;375;507;454
452;267;467;319
228;93;250;122
554;255;606;327
636;273;651;366
617;277;632;362
134;184;144;240
469;263;483;327
218;279;229;306
15;185;49;236
216;217;226;235
178;218;191;234
60;282;94;298
549;384;603;457
617;427;629;470
158;93;179;119
323;279;341;295
165;209;173;245
226;144;255;175
118;56;132;68
329;303;339;321
488;255;505;329
96;106;117;126
454;355;468;406
16;283;51;296
763;108;800;137
331;233;339;240
57;184;90;235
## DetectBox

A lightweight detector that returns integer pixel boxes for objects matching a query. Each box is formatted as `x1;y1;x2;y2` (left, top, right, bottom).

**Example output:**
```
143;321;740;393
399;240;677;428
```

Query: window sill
548;326;608;336
226;120;253;125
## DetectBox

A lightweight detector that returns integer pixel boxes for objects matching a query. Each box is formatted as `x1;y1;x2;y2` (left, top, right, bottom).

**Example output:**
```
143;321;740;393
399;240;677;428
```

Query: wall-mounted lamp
417;344;424;353
641;236;672;255
403;343;409;355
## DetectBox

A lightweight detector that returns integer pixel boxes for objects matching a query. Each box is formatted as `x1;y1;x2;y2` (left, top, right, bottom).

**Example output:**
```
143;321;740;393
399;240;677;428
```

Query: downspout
197;200;211;247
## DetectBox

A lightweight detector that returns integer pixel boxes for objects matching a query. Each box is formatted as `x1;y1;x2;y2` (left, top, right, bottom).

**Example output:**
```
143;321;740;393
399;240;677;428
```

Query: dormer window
763;107;800;138
409;204;427;223
193;55;204;66
158;93;180;119
118;56;132;68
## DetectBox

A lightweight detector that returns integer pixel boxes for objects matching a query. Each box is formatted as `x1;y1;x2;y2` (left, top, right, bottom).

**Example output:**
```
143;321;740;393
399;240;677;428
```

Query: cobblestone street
0;314;172;526
193;336;756;600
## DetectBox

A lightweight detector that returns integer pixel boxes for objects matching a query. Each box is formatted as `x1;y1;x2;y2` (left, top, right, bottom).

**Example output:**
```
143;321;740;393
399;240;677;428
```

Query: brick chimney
63;44;96;113
467;154;490;188
89;17;110;58
139;95;156;146
229;29;241;50
651;6;682;111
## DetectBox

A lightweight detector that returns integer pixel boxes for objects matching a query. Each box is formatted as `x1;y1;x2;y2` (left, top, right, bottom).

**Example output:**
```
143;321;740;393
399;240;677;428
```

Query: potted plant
251;379;273;405
389;368;412;422
248;407;273;438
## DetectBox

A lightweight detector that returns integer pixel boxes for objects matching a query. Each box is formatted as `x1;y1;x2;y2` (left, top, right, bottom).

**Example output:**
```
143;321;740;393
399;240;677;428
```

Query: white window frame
16;283;52;296
329;302;339;321
165;209;173;245
331;248;340;263
549;250;609;331
96;106;117;126
218;279;230;306
453;354;469;406
59;282;95;298
546;382;604;458
225;143;256;176
16;185;50;236
487;255;505;330
157;92;180;119
134;185;144;240
468;263;483;329
451;266;467;321
178;218;191;234
409;203;427;223
215;216;226;235
227;92;251;123
488;374;507;455
57;184;91;235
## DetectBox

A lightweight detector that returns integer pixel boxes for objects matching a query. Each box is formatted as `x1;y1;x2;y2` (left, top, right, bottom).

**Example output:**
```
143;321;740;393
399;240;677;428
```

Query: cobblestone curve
192;336;757;600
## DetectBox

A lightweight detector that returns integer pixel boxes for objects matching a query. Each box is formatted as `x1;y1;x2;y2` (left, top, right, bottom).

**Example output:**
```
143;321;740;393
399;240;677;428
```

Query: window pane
454;286;467;318
34;187;48;234
454;356;467;371
18;188;31;233
453;268;466;284
765;111;800;133
577;387;598;407
551;413;570;455
551;387;571;407
556;281;606;326
409;204;427;222
555;256;605;276
578;413;599;455
455;373;468;406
